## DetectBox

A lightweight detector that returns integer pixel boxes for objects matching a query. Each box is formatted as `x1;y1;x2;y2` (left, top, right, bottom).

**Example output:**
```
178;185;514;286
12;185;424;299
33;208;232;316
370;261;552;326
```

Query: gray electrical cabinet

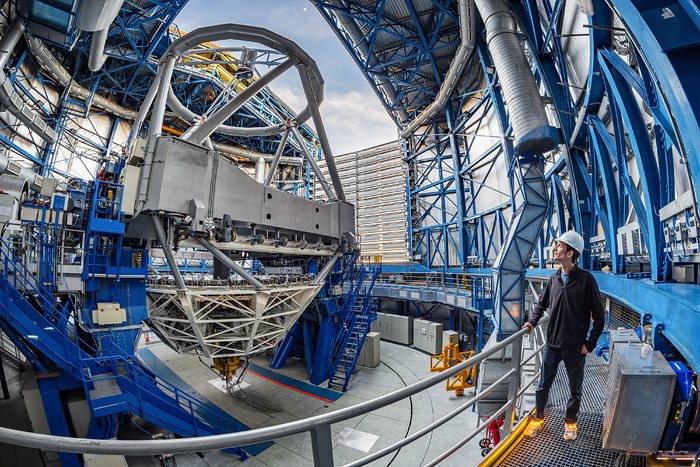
425;322;443;354
412;319;443;354
358;332;380;367
393;316;413;345
602;343;676;453
372;313;413;345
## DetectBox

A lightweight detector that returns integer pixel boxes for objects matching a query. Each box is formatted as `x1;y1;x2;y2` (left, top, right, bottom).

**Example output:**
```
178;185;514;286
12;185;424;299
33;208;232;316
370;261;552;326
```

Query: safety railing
0;235;94;374
0;316;548;466
373;271;493;294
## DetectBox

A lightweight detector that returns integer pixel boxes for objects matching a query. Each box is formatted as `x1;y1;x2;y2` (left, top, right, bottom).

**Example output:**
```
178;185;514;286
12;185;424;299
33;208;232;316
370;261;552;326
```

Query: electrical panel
616;221;647;257
590;234;610;261
660;190;699;260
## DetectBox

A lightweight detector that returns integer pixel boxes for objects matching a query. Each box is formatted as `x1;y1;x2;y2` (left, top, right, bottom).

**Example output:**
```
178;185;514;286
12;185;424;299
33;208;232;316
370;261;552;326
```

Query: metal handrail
0;316;548;462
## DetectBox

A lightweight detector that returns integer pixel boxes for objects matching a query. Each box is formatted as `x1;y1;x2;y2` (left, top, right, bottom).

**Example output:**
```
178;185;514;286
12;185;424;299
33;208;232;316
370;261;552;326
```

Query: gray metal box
443;330;459;347
413;320;444;354
413;319;424;349
603;343;676;453
372;313;413;345
358;332;380;367
393;315;413;345
609;329;640;357
426;322;443;354
134;137;354;240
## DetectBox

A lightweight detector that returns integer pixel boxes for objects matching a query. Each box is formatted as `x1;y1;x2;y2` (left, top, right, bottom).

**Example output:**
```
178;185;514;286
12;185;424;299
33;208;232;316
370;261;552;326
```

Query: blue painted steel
136;348;271;455
38;377;82;467
247;363;343;402
526;268;700;372
314;0;458;125
598;52;668;281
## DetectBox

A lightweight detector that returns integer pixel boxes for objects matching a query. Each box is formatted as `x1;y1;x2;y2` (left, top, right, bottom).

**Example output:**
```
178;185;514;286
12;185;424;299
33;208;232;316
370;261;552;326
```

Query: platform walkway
494;353;647;467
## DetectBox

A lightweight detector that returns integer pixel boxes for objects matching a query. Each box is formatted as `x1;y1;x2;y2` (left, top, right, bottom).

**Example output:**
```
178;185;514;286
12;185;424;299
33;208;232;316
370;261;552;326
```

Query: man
523;230;604;441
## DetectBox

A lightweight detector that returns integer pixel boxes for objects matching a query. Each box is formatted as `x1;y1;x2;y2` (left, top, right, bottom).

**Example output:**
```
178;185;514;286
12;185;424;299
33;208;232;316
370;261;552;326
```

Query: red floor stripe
247;369;336;404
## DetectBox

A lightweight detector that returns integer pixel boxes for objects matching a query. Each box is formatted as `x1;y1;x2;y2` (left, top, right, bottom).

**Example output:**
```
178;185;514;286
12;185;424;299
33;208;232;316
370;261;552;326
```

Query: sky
173;0;398;155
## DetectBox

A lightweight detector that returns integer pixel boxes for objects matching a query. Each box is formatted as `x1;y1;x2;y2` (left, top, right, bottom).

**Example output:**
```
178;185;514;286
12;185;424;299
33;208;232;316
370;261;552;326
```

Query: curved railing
0;315;548;466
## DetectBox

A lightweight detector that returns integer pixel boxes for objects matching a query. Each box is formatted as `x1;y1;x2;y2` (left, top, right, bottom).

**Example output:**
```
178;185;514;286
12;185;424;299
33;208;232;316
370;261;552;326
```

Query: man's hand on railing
522;322;534;334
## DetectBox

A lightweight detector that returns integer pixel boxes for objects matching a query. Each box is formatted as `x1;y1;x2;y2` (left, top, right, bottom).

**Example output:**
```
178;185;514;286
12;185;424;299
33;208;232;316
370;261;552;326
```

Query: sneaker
526;417;543;438
563;422;577;441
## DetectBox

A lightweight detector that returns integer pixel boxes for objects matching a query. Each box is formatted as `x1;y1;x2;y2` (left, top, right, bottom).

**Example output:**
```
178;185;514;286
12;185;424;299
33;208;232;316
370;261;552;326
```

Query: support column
38;377;81;467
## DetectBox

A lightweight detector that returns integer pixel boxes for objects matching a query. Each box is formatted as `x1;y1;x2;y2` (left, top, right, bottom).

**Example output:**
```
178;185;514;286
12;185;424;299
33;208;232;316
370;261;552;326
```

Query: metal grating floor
500;354;647;467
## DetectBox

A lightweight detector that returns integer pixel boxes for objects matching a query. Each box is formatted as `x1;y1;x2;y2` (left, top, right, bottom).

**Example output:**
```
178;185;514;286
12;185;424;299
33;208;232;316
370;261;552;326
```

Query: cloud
271;84;397;155
320;90;398;155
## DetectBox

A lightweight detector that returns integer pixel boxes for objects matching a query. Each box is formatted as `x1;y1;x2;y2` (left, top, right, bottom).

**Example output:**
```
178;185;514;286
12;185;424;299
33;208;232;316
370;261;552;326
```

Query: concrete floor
126;338;487;467
0;337;489;467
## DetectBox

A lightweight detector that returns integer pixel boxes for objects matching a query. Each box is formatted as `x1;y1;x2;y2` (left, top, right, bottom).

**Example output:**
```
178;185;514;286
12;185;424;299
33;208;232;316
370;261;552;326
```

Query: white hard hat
557;230;584;254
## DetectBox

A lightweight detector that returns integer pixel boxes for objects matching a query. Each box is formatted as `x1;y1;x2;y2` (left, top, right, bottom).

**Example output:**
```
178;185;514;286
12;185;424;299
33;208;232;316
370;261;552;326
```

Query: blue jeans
535;345;586;422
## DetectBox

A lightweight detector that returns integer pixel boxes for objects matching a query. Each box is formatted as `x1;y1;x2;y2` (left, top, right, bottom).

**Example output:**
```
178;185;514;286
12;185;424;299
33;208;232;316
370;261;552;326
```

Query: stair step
89;377;123;399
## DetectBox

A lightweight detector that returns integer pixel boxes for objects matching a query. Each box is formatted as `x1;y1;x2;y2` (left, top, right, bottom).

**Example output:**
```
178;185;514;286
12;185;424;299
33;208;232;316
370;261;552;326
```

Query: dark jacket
528;266;605;352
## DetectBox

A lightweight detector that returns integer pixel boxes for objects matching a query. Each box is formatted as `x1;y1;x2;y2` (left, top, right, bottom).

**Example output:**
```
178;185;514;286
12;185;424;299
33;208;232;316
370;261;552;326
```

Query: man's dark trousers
534;345;586;422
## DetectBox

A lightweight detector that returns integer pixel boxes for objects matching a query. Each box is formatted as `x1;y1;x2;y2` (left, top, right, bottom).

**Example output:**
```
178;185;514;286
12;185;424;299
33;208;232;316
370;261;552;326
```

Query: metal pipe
291;126;334;199
135;55;177;211
88;28;109;72
212;140;301;166
254;156;266;184
400;0;475;138
264;127;291;185
151;215;186;291
0;21;57;144
166;87;287;137
0;20;23;69
475;0;557;153
128;64;166;148
346;366;517;467
312;252;342;286
298;68;345;201
147;55;178;141
0;154;43;193
186;57;297;145
163;23;319;138
76;0;124;72
0;320;544;455
24;35;138;120
197;237;267;291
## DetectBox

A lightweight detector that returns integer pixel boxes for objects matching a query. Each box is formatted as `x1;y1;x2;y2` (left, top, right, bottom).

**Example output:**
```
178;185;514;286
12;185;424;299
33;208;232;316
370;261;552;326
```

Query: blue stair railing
328;261;381;391
0;236;250;456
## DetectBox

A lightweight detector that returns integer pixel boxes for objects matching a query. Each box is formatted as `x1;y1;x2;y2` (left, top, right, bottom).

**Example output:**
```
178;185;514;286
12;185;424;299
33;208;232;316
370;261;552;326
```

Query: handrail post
310;424;334;466
503;335;524;436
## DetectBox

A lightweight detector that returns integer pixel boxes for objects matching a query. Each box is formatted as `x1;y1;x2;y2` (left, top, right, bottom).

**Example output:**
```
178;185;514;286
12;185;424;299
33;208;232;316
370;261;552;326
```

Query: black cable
128;412;155;437
379;361;413;467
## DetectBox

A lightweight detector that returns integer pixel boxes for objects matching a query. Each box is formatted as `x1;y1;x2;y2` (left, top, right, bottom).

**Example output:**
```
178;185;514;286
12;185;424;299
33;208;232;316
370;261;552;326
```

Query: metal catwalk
499;354;646;467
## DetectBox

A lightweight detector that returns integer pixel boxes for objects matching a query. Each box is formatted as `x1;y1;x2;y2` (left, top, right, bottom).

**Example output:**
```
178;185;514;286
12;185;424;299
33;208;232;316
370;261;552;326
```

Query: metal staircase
328;261;380;391
0;235;251;459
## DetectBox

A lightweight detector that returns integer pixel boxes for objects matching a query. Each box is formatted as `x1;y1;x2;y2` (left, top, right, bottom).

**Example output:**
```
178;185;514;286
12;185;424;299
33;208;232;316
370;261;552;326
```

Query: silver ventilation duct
0;21;57;143
25;34;139;120
400;0;476;138
475;0;557;153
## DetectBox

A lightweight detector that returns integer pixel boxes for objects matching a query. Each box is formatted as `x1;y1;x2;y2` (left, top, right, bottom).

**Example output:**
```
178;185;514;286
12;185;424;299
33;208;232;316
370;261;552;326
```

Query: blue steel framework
316;1;700;339
10;0;319;189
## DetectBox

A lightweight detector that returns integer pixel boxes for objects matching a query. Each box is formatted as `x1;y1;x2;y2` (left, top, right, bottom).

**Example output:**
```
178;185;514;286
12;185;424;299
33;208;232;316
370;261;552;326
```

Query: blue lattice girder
314;0;461;124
